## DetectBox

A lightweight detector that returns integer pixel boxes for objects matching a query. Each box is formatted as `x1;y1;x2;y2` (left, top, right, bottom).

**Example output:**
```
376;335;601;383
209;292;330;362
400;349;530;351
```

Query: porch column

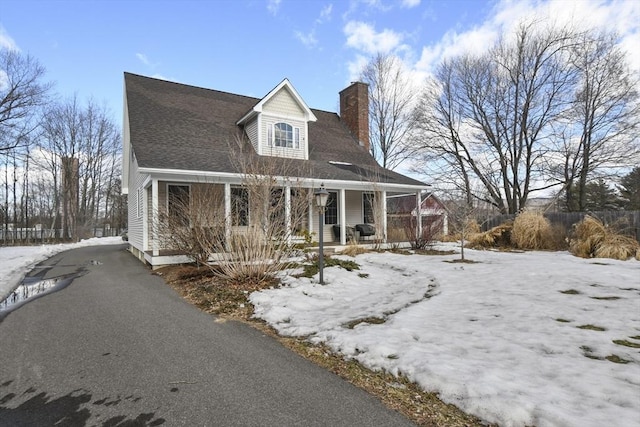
224;183;231;245
381;190;387;243
416;191;422;240
308;192;314;237
151;179;159;256
285;185;291;243
339;189;346;245
443;212;449;235
142;186;149;251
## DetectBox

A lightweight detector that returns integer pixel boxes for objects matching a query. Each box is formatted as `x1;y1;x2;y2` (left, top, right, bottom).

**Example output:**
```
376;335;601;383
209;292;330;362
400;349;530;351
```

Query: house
386;192;448;239
122;73;429;267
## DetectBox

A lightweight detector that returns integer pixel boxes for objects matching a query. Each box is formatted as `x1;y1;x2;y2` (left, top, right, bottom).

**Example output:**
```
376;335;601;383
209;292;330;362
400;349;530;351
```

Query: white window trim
267;121;302;150
136;188;143;219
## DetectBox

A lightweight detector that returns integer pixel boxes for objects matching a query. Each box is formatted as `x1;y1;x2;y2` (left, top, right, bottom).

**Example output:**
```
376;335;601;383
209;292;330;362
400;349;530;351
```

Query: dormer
237;79;317;160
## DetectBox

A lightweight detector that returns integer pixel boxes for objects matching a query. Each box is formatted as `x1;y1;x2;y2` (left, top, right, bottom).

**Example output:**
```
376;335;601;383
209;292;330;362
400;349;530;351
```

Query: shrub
341;240;368;257
467;222;513;249
511;211;554;250
570;215;639;260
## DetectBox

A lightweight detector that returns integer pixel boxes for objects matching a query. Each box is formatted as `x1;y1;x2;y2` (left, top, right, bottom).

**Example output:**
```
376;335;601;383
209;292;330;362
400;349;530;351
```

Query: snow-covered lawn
0;237;125;301
251;245;640;427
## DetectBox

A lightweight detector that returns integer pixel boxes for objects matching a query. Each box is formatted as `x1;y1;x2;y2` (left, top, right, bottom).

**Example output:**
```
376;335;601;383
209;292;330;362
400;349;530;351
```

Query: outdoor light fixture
314;184;329;285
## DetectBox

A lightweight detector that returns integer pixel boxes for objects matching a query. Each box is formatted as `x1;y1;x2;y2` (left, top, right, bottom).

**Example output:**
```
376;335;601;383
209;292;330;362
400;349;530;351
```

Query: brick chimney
339;82;369;153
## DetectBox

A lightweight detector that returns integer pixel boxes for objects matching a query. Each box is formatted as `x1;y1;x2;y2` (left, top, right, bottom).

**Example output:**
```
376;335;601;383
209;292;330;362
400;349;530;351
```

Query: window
325;191;337;225
168;184;190;226
231;187;249;226
268;122;301;149
136;188;143;219
363;193;375;224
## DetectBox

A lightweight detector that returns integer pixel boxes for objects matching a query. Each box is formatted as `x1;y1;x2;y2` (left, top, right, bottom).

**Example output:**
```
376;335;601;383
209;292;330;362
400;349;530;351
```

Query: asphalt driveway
0;244;414;426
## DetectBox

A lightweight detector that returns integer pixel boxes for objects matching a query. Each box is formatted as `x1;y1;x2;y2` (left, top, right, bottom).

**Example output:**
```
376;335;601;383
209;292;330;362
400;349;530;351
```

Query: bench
332;224;376;242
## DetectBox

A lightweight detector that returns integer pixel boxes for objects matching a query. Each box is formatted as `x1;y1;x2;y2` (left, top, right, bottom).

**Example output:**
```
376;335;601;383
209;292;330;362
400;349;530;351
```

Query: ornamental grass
570;215;639;261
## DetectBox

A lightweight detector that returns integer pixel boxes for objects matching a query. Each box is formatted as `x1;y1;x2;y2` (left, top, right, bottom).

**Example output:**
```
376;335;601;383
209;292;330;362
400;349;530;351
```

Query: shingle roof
124;72;426;187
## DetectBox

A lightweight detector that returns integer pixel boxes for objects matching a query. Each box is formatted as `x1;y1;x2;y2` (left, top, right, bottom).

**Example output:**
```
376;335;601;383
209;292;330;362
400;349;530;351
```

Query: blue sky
1;0;638;129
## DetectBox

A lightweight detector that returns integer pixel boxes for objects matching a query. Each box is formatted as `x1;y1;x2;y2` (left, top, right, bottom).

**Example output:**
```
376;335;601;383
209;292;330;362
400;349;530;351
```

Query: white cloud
415;0;640;76
344;21;404;54
346;54;369;82
0;26;18;51
401;0;420;8
295;30;318;48
267;0;281;16
318;3;333;22
135;53;150;66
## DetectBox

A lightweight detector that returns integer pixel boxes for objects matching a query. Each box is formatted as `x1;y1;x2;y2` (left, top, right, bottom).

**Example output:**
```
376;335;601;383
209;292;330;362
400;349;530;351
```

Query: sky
2;0;639;131
1;237;638;426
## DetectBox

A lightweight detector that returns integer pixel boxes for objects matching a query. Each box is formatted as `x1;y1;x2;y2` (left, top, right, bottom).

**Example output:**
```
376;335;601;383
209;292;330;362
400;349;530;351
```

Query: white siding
263;88;305;117
259;87;308;160
127;153;149;252
245;119;259;153
345;190;364;225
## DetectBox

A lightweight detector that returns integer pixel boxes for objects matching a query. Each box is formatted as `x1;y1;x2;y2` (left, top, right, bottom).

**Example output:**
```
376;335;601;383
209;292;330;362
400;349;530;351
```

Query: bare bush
400;215;441;250
340;240;368;257
511;211;554;250
158;183;225;266
467;222;513;249
570;215;639;260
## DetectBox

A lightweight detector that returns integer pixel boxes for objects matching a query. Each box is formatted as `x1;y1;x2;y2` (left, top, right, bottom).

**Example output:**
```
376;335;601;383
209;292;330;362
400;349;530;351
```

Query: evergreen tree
584;179;622;211
618;167;640;210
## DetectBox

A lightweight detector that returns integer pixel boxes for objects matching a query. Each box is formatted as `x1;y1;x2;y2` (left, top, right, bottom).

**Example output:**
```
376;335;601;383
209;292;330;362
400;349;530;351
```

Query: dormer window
268;122;300;149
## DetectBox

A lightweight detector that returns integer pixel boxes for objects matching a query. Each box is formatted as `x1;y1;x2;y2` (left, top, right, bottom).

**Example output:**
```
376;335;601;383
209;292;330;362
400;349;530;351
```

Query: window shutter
294;127;300;149
268;124;273;147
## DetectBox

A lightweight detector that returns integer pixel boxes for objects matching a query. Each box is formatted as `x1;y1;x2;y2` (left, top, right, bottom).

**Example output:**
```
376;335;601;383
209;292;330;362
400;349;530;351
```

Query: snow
251;245;640;427
2;238;638;426
0;237;125;302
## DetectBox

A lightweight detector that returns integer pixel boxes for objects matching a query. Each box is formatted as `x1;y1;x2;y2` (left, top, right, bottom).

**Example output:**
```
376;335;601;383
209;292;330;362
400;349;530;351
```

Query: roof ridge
124;72;260;102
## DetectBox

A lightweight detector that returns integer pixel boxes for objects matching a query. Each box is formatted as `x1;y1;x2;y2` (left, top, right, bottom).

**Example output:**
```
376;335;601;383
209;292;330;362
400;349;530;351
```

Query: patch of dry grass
340;241;369;257
570;216;639;260
511;211;557;250
467;222;513;249
158;264;494;427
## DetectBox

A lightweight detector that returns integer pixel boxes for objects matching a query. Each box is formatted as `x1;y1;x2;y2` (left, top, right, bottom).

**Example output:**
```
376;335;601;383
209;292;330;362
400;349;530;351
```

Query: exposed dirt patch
157;264;494;427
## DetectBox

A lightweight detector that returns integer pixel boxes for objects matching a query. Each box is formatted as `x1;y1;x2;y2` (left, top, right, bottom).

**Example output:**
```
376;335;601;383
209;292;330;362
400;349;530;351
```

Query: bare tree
36;96;121;240
553;31;640;211
0;48;51;152
414;21;577;214
360;53;417;170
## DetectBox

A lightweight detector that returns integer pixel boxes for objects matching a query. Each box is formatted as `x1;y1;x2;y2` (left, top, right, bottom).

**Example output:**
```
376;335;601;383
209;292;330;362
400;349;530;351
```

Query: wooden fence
482;210;640;242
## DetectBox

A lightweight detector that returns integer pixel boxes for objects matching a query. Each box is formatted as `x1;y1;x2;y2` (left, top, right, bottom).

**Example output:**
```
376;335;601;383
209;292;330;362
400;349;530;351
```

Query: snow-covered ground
251;245;640;427
0;237;125;301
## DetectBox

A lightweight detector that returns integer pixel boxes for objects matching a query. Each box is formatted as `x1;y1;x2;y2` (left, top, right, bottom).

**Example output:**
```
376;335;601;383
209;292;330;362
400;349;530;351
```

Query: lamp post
314;184;329;285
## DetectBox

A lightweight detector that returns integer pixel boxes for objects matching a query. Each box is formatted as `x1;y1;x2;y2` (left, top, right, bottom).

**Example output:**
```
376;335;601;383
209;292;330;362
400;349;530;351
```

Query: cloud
295;30;318;48
318;3;333;23
136;53;151;66
294;4;333;49
401;0;420;8
344;21;404;54
414;0;640;75
267;0;281;16
346;54;369;82
0;26;18;51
